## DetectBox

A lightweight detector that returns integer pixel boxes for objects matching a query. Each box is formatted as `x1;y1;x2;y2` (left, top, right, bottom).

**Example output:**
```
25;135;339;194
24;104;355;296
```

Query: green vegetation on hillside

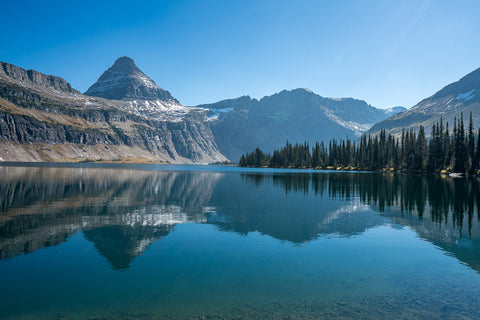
239;113;480;174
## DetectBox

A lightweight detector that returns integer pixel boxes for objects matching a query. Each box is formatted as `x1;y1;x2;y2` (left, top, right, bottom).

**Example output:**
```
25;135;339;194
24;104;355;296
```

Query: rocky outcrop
0;61;79;94
84;57;205;122
0;112;119;145
85;56;177;102
0;60;227;163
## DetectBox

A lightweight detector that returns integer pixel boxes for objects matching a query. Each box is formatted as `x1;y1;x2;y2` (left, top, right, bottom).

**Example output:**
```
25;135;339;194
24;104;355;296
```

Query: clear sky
1;0;479;108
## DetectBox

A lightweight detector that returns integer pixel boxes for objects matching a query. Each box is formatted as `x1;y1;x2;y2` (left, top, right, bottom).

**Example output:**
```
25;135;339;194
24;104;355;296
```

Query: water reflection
252;172;480;229
242;172;480;272
0;166;479;272
0;167;216;269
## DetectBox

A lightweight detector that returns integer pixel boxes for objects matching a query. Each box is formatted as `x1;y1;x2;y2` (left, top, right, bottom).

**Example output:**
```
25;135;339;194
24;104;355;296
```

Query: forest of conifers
238;113;480;174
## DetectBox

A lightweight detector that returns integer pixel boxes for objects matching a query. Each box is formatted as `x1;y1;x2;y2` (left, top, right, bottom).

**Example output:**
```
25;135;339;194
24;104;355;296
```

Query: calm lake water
0;163;479;319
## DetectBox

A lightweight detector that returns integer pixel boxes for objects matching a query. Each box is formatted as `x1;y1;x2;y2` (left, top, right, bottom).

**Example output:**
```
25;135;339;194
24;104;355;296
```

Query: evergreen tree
238;114;478;175
454;114;466;172
467;112;475;174
412;126;426;171
444;122;451;169
474;128;480;173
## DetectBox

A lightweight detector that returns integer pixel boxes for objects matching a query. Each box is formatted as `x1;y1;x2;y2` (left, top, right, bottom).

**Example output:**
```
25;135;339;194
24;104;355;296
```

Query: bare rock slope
368;67;480;136
0;59;226;163
195;89;405;161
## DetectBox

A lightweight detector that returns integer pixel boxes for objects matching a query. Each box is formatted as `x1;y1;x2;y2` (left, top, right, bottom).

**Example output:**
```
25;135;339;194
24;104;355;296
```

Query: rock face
0;61;79;94
0;56;411;163
0;60;226;163
195;89;405;161
368;67;480;136
85;57;201;121
85;56;177;102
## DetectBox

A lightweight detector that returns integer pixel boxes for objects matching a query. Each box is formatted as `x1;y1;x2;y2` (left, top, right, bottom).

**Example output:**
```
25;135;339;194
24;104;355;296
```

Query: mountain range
368;67;480;136
195;90;405;160
0;57;225;163
1;56;478;163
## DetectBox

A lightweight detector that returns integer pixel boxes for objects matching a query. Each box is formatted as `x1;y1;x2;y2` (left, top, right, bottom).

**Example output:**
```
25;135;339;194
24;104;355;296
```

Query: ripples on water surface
0;163;479;319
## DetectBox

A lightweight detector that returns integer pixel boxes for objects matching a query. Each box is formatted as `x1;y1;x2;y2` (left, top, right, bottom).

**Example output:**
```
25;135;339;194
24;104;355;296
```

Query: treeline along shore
239;113;480;175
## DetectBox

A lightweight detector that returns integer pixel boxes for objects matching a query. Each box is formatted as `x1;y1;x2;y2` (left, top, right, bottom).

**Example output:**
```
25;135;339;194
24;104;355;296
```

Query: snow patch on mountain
457;89;476;101
384;106;406;115
206;107;234;121
138;75;157;89
124;99;203;121
323;108;372;135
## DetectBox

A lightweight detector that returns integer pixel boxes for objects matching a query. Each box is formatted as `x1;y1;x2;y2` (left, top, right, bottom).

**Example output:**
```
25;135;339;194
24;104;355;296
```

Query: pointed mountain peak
84;57;178;102
109;56;141;74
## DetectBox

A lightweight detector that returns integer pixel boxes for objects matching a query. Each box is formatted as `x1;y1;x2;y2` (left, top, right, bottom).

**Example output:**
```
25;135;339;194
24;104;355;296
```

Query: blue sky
1;0;479;108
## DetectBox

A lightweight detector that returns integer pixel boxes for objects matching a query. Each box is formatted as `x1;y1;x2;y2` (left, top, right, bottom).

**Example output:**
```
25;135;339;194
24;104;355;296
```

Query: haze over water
0;164;479;319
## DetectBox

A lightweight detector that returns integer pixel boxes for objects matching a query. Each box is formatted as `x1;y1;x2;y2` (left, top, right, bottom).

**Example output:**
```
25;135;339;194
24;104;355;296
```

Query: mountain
368;67;480;136
0;59;226;163
0;57;409;163
85;56;177;102
85;57;200;121
195;89;405;161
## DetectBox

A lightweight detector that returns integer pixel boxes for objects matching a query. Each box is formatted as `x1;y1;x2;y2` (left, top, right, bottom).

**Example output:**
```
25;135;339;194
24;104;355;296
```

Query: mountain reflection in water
0;166;479;272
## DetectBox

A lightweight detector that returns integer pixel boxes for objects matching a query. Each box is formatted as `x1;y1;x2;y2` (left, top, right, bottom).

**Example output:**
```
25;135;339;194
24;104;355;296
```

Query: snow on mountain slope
194;89;405;160
124;99;205;121
85;56;178;102
84;56;206;121
0;59;227;164
368;67;480;136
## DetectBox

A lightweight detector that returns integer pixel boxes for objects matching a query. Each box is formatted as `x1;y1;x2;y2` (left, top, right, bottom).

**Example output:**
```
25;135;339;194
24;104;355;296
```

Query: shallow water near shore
0;164;479;319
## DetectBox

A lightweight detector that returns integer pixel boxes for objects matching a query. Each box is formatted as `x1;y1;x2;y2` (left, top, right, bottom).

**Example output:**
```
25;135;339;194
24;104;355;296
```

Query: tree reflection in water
0;166;478;272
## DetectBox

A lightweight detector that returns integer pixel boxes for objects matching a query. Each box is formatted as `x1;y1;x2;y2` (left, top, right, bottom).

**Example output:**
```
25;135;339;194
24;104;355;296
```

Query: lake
0;163;479;319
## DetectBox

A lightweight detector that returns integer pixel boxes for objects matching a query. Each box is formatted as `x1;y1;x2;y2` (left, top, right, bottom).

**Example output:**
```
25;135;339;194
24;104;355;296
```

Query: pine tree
467;112;475;174
474;128;480;173
444;122;451;169
427;123;437;171
412;126;426;171
454;114;467;172
238;114;477;175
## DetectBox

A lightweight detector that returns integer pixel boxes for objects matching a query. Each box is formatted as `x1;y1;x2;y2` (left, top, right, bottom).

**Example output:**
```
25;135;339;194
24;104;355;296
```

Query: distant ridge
368;67;480;136
195;88;406;161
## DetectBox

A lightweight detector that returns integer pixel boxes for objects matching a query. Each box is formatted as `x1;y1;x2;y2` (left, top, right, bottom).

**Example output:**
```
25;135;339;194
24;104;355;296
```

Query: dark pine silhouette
239;112;480;174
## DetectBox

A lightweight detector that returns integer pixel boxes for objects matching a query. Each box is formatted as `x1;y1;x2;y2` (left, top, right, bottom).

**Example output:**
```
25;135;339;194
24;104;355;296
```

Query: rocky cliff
195;89;406;161
85;56;177;102
1;61;79;94
0;60;226;163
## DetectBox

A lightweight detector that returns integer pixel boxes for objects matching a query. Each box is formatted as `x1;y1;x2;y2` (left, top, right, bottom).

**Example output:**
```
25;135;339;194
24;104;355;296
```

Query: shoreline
236;165;480;177
0;161;478;177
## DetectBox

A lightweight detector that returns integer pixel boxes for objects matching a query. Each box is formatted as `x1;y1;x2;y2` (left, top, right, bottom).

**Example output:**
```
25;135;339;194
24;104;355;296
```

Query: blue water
0;164;479;319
